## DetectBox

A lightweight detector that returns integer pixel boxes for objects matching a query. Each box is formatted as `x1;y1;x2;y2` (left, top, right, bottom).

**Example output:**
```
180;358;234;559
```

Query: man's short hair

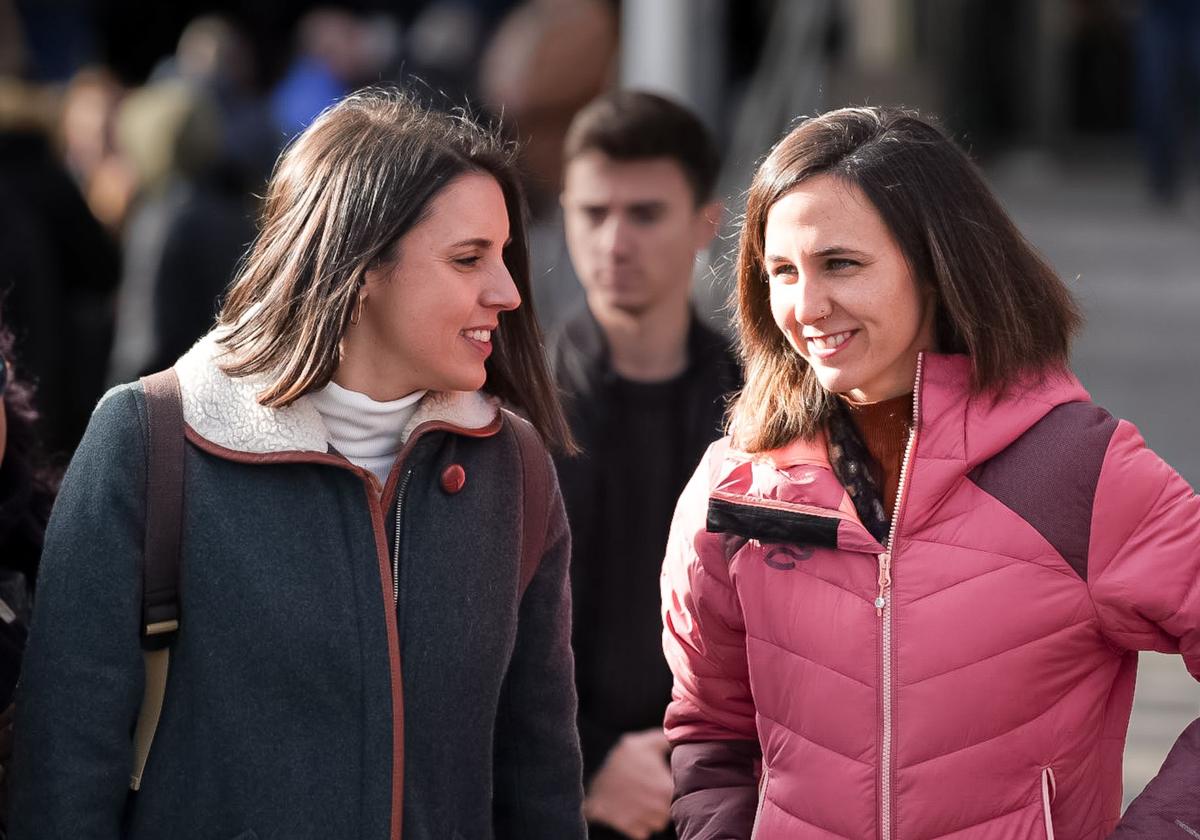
563;90;721;204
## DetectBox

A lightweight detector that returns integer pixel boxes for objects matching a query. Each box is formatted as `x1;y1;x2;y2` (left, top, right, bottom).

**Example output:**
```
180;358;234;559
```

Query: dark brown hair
562;89;720;204
218;86;573;451
0;310;58;584
730;105;1083;451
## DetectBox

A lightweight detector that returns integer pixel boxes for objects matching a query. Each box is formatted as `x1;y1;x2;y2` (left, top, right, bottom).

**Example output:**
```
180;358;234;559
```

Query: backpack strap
131;369;186;791
508;411;550;599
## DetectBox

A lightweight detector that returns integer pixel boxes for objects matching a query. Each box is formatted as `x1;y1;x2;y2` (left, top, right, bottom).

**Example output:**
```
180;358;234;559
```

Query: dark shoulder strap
139;369;186;645
131;369;185;791
508;411;550;599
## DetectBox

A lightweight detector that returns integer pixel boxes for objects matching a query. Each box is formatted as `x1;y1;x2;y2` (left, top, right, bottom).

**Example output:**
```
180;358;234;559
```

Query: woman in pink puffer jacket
661;106;1199;840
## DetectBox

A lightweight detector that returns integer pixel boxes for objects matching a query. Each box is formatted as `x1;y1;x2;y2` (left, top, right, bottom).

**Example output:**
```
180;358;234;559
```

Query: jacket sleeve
492;449;586;840
1085;420;1200;838
661;442;761;840
9;385;148;839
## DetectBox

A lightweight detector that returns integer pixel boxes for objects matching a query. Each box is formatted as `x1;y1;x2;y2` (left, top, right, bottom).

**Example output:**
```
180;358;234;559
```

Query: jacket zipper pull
876;552;892;616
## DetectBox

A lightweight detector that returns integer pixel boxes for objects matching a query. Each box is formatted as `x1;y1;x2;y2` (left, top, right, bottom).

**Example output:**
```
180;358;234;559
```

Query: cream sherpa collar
172;331;499;455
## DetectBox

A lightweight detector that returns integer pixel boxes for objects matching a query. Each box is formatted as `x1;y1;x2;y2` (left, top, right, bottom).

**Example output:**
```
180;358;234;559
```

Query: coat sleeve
492;446;586;840
1085;420;1200;839
9;385;148;840
661;442;761;840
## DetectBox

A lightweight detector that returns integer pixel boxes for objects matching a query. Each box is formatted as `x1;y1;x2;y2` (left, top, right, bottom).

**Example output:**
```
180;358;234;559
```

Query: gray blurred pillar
619;0;726;130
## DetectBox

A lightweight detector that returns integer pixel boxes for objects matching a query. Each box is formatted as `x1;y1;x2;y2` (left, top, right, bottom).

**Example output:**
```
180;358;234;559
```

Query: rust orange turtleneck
843;392;914;516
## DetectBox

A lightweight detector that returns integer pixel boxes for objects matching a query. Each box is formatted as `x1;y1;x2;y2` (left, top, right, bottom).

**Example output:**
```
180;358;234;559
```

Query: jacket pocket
750;767;770;840
1040;767;1057;840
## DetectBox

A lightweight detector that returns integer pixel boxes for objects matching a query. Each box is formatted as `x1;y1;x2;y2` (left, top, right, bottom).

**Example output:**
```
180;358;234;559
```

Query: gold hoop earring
349;293;365;326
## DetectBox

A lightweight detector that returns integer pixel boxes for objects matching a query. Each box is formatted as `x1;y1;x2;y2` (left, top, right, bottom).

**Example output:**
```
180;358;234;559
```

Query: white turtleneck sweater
309;381;427;484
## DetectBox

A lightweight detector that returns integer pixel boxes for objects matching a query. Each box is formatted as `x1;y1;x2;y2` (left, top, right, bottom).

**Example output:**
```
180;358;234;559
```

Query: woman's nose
483;262;521;311
794;277;832;325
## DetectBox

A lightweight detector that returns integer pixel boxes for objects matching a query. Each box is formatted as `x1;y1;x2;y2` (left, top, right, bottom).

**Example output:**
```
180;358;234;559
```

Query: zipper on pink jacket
877;353;924;840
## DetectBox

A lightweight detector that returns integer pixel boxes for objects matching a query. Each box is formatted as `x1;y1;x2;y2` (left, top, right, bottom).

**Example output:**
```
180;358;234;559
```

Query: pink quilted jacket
662;353;1200;840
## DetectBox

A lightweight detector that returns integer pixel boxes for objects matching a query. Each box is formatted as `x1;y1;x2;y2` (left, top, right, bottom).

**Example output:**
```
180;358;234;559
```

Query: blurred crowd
5;0;1189;461
0;0;631;458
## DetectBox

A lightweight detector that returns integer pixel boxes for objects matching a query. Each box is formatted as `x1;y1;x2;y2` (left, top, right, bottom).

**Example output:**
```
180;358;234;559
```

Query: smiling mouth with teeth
807;330;855;350
461;329;492;342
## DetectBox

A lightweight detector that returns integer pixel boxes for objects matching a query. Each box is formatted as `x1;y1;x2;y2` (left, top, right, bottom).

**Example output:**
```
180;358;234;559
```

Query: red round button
440;464;466;494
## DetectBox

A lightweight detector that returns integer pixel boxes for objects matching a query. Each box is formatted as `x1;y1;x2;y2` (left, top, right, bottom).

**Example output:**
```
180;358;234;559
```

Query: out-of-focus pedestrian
479;0;618;331
10;86;584;840
271;8;400;138
167;14;282;192
550;90;739;840
1136;0;1200;205
0;78;120;455
107;78;256;384
662;105;1200;839
57;66;132;232
0;306;59;829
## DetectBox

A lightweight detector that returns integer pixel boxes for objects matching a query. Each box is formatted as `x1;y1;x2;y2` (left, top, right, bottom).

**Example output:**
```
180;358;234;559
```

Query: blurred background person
551;90;739;840
1135;0;1200;206
0;308;57;706
162;14;282;193
270;6;400;138
106;77;256;384
56;65;131;231
479;0;619;329
0;305;60;828
0;74;120;456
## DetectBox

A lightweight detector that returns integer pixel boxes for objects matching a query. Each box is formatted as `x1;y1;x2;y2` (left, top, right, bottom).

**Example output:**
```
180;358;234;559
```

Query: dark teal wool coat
10;333;585;840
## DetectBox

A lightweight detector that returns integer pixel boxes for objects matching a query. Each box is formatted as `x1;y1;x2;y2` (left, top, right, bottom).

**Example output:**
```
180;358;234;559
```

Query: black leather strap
139;370;185;651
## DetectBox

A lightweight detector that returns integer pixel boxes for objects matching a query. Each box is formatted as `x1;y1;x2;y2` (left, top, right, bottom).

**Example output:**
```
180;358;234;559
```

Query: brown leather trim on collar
183;414;505;471
183;425;341;466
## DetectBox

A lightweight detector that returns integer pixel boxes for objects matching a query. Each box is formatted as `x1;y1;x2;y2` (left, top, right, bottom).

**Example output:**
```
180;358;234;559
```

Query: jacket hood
709;353;1091;550
173;330;500;456
905;354;1089;534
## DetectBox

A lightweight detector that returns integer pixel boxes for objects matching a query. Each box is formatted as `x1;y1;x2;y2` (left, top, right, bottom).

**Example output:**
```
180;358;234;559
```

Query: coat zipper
877;353;923;840
392;468;414;605
1041;767;1057;840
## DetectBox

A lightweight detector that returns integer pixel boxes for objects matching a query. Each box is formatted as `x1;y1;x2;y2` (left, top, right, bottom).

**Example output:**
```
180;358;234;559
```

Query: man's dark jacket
549;308;740;838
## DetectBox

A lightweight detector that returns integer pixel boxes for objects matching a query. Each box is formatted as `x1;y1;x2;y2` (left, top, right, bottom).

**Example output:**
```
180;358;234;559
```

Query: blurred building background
0;0;1196;808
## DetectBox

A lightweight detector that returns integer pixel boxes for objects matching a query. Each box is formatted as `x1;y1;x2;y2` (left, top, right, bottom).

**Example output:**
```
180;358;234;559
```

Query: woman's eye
768;264;797;280
826;258;858;271
453;255;481;268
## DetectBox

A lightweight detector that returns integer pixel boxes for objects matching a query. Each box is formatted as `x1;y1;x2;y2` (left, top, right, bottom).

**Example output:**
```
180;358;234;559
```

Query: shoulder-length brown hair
217;86;572;451
729;105;1082;452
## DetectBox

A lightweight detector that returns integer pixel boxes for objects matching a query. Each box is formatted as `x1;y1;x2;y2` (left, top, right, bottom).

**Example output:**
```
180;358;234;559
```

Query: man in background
550;90;741;840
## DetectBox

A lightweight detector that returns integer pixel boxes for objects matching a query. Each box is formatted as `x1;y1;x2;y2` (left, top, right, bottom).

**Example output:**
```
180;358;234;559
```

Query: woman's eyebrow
448;237;494;249
810;244;866;257
765;245;867;262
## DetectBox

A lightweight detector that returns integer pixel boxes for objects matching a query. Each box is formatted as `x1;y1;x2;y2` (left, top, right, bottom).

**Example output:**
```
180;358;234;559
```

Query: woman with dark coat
662;107;1199;840
11;88;585;840
0;314;56;643
0;312;58;824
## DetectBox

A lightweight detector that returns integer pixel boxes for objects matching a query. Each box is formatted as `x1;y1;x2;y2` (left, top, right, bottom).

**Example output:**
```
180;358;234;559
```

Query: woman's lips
460;328;493;358
804;329;858;359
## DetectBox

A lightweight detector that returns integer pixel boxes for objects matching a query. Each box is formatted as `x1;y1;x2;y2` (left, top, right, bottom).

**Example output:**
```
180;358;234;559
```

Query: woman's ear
359;267;379;297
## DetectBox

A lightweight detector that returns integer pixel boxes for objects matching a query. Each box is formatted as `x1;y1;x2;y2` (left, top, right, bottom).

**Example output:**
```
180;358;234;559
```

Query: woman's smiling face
764;174;937;403
338;172;521;400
